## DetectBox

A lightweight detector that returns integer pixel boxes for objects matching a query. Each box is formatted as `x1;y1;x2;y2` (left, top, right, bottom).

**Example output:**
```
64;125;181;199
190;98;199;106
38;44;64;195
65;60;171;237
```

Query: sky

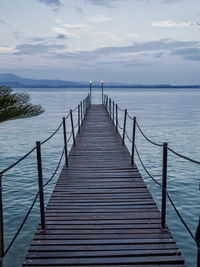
0;0;200;84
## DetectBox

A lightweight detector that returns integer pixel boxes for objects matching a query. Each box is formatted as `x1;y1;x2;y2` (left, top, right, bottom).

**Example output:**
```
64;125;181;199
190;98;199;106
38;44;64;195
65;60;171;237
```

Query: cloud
151;20;192;28
84;0;117;7
75;7;83;13
15;43;66;55
37;0;63;7
63;23;88;29
52;27;78;37
88;15;114;23
0;46;17;54
0;19;5;24
172;47;200;61
56;34;68;40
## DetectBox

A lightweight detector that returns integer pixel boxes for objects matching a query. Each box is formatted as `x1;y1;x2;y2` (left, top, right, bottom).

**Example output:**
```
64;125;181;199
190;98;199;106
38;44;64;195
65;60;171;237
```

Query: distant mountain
0;73;200;89
0;73;86;88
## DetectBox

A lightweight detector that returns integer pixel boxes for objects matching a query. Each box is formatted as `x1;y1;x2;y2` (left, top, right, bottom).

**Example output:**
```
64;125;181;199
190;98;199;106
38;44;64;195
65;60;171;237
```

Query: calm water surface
0;88;199;266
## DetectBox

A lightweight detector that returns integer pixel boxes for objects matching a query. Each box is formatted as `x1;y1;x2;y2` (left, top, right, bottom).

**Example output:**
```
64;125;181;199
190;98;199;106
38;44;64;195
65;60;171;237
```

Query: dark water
0;88;199;266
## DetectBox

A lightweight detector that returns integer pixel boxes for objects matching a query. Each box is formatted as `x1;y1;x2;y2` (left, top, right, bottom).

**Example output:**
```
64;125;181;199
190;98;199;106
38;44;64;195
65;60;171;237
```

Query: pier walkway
23;104;185;266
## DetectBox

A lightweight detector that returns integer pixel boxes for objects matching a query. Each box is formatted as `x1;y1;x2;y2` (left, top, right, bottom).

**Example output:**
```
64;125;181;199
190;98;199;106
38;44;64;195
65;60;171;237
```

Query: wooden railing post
70;109;76;146
36;141;45;231
80;101;83;125
131;117;136;166
0;173;4;265
78;104;80;133
161;142;168;229
122;109;127;145
106;96;108;111
109;98;111;118
195;217;200;267
113;101;115;122
89;81;92;105
116;104;118;133
63;118;68;167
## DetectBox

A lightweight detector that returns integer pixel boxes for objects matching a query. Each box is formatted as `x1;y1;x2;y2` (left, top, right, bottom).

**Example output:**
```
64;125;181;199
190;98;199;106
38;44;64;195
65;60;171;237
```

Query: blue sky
0;0;200;84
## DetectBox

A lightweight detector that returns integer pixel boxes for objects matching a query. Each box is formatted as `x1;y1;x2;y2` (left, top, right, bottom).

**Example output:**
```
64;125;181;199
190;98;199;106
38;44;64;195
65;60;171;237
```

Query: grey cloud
0;19;5;24
79;40;198;58
172;48;200;61
56;34;68;40
84;0;119;7
37;0;63;7
15;43;66;55
75;7;83;13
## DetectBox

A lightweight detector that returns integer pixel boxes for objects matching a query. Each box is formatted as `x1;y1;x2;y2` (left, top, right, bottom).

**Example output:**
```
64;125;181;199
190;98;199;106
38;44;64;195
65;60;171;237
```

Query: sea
0;87;199;266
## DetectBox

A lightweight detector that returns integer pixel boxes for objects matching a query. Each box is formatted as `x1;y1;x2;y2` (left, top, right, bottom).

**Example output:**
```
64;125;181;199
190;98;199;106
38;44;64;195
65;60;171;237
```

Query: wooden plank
24;104;185;266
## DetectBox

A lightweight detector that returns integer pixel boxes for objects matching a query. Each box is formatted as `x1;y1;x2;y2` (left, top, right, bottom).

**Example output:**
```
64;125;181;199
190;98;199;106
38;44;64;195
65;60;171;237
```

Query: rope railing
0;93;90;264
103;93;200;266
136;121;163;147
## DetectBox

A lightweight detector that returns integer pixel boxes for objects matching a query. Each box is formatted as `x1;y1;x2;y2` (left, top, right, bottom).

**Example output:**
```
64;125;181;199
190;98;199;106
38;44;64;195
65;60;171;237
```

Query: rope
73;122;79;129
71;105;79;112
43;148;65;188
1;146;36;174
125;130;132;143
168;147;200;165
118;122;124;130
166;190;196;242
134;144;162;187
65;112;70;120
3;192;39;257
41;121;63;145
136;121;163;147
117;105;126;112
127;111;134;120
67;131;73;143
134;143;196;243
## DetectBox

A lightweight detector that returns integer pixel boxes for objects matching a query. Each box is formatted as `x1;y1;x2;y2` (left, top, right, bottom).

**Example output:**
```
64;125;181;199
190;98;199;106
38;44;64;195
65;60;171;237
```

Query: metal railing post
113;101;114;122
116;104;118;133
122;109;127;145
62;118;68;167
195;217;200;267
78;104;80;133
36;141;45;231
131;117;136;166
161;142;168;229
0;173;4;265
70;109;76;146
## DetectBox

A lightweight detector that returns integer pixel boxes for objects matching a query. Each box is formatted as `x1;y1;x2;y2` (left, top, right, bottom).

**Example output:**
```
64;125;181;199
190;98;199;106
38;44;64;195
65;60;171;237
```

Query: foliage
0;86;44;123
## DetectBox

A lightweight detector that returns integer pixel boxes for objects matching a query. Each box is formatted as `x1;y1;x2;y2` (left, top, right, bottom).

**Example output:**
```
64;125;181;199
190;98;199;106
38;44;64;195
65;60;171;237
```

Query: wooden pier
23;104;185;266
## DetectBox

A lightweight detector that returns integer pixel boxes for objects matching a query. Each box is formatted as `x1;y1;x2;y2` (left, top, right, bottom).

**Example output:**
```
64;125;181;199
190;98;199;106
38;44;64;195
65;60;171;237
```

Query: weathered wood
23;104;185;266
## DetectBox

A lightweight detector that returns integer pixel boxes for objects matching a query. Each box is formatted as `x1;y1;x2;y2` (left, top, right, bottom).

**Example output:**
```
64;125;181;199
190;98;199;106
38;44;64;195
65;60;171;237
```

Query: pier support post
131;117;136;166
113;101;115;122
80;101;83;125
161;142;168;229
0;173;4;266
70;109;76;146
101;81;104;104
122;109;127;145
63;118;68;167
78;104;80;133
116;104;118;133
195;216;200;267
36;141;45;231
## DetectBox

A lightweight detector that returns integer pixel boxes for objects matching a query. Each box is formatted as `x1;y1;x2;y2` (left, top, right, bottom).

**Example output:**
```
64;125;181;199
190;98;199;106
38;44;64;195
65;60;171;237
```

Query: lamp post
89;81;92;104
101;80;104;104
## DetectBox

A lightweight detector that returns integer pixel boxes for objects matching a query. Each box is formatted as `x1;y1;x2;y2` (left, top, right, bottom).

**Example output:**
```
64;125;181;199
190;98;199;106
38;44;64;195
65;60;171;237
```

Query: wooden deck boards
23;104;185;266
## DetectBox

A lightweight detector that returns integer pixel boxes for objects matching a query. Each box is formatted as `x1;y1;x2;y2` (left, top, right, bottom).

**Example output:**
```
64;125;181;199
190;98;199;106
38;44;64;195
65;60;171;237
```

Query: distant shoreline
0;73;200;89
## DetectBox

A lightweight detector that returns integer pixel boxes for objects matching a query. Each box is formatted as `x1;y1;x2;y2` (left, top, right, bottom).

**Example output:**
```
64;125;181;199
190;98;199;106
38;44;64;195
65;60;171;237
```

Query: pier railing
0;94;90;266
104;94;200;267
